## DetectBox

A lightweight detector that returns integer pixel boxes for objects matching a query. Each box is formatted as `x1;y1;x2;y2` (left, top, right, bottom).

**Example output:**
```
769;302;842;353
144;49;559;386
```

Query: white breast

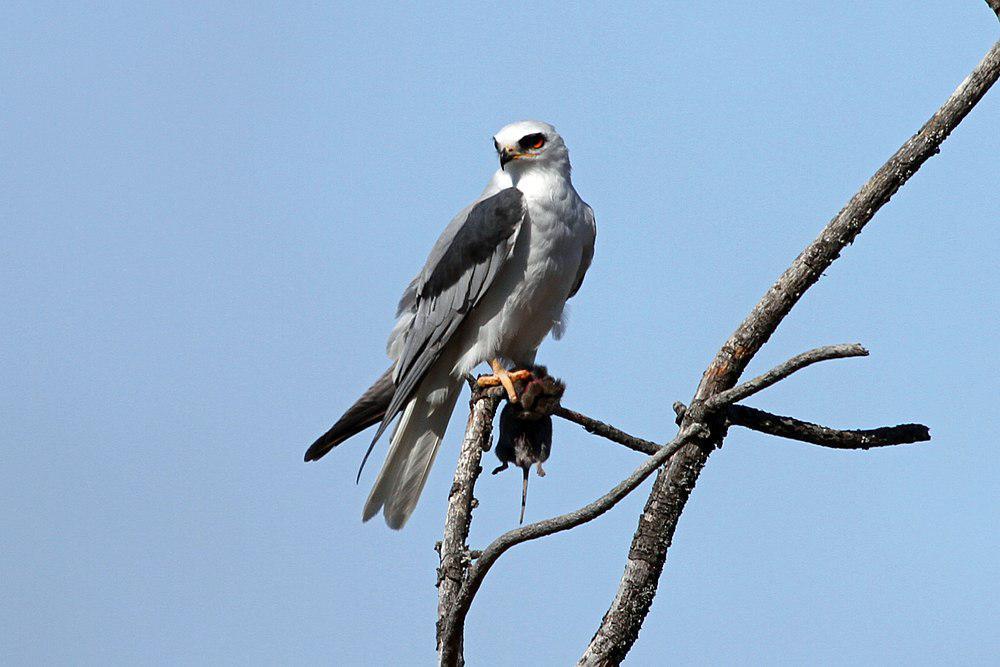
450;172;589;375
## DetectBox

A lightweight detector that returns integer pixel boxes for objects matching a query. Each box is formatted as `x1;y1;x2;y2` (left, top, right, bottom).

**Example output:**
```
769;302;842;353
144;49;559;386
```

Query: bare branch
438;423;706;666
581;39;1000;666
436;388;501;665
727;404;930;449
555;406;661;455
565;398;930;454
706;343;868;409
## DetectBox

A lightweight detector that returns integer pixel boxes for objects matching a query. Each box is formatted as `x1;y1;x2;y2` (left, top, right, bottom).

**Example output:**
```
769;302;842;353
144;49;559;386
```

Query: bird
305;120;596;529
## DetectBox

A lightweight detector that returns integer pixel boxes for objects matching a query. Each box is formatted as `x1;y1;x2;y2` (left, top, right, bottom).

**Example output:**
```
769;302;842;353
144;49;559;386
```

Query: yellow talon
476;360;531;402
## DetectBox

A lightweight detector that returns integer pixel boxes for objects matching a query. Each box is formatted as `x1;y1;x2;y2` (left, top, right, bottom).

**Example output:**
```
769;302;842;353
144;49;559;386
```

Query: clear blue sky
2;3;998;665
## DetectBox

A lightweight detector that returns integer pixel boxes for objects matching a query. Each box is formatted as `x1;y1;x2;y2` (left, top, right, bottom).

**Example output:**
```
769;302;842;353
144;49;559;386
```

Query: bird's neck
510;162;574;200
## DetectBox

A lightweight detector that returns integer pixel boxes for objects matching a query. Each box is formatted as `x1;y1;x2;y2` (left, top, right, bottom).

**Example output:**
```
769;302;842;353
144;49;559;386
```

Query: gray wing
568;203;596;299
360;187;526;469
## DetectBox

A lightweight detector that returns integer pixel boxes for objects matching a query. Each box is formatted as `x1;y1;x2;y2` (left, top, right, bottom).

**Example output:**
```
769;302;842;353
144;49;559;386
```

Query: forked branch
439;341;929;664
580;37;1000;666
434;29;1000;667
438;422;707;665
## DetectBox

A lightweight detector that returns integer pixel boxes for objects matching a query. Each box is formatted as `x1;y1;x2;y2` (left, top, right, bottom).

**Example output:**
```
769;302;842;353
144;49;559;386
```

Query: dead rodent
491;369;564;523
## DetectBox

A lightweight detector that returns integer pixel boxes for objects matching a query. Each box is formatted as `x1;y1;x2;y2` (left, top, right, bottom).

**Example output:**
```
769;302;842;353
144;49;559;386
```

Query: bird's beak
500;147;520;169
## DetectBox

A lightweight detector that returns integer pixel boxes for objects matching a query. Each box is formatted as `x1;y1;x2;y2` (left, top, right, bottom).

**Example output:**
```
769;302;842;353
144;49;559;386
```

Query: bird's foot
536;462;546;477
476;360;532;402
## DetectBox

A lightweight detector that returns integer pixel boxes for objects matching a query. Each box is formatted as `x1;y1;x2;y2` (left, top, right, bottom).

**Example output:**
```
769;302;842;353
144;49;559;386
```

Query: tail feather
363;374;462;529
304;367;394;462
361;399;417;523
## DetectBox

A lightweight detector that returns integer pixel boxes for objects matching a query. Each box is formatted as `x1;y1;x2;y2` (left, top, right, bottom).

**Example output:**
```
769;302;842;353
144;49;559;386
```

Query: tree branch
441;390;931;661
580;38;1000;666
706;343;868;409
433;348;928;664
555;406;661;455
564;400;930;455
727;404;931;449
435;387;500;665
438;423;707;666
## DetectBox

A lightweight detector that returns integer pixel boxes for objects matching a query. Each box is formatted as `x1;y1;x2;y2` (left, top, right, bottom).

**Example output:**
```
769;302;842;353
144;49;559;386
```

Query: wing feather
568;204;597;299
360;188;526;471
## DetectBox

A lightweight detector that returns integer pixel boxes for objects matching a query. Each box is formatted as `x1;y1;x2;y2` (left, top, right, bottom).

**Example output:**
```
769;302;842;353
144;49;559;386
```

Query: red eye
518;133;546;151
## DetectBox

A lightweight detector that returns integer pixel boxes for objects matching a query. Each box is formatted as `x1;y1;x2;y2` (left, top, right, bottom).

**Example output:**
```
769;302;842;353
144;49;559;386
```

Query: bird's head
492;120;570;177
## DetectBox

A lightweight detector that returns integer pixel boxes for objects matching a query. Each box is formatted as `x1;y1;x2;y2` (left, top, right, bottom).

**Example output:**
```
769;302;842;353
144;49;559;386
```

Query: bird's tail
304;367;394;462
363;369;463;529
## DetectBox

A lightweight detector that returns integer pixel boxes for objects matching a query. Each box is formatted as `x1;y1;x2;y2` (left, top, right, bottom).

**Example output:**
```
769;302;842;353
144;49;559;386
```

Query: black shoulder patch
421;188;524;300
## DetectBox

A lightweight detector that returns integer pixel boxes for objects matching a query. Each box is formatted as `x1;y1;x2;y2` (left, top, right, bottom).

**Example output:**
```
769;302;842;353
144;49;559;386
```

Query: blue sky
2;3;998;665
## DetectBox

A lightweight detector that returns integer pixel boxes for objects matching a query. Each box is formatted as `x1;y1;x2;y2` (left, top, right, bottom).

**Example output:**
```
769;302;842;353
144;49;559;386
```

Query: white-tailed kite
305;120;596;529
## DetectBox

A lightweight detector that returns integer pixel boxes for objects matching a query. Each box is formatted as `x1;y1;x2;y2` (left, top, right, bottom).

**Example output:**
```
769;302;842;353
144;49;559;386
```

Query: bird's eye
518;133;546;150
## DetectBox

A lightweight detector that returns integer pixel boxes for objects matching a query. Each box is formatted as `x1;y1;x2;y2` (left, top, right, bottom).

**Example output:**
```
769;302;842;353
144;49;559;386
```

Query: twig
567;401;931;453
706;344;868;409
727;404;931;449
554;406;661;455
437;423;706;666
435;388;500;664
580;39;1000;666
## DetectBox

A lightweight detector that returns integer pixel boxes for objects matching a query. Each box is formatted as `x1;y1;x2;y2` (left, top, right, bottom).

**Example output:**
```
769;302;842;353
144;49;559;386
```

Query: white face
492;120;567;172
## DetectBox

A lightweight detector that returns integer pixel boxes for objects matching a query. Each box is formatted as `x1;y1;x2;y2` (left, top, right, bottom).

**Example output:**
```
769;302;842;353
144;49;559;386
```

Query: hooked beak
499;148;519;169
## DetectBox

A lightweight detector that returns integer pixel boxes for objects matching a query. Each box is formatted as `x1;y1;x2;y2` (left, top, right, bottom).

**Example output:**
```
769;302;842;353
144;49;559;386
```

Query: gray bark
436;387;500;666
